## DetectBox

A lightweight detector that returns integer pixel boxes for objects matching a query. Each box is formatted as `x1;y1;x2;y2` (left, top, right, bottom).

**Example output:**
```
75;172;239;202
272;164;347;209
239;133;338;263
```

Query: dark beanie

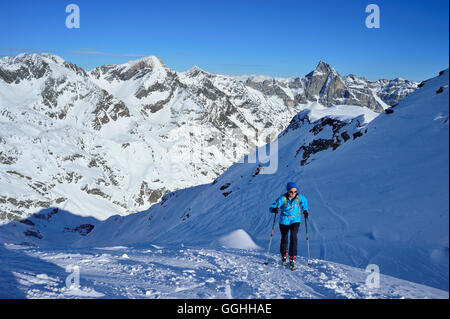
286;182;298;191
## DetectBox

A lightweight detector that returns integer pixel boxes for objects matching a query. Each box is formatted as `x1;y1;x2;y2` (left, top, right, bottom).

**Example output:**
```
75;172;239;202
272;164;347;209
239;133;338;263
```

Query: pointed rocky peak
316;60;332;70
187;65;203;72
185;65;210;78
127;56;167;71
306;60;339;79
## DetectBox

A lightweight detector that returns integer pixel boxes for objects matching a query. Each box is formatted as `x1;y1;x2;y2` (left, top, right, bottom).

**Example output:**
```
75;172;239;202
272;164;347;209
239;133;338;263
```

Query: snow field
1;243;447;299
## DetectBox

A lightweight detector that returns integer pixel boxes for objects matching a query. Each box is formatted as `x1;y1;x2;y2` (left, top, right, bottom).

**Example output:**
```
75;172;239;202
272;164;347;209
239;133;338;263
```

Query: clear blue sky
0;0;448;81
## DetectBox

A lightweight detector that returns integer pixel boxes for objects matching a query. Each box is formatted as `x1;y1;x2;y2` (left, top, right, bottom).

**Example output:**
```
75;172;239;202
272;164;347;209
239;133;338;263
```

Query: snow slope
1;243;447;299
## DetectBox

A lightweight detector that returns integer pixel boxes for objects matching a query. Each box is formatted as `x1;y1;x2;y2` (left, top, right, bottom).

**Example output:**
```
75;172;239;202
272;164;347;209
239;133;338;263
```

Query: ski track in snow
308;175;367;268
1;244;447;299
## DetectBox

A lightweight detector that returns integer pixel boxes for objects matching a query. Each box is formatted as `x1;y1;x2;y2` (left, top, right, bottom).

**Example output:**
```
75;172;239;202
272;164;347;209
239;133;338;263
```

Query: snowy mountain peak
7;52;45;64
125;55;167;71
39;53;67;65
89;55;171;84
0;53;47;70
3;53;66;68
0;53;89;84
184;65;209;77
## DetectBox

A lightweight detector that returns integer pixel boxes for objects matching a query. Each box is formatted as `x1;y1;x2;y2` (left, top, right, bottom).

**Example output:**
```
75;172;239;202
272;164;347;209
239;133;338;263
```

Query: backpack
281;194;302;218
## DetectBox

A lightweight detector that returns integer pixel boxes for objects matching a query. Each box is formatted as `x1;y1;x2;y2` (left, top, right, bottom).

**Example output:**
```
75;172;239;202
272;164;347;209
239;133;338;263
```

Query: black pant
280;223;300;257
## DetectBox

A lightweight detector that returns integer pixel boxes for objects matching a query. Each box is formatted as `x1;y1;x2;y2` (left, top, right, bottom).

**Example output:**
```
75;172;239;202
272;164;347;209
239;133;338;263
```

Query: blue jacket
269;193;308;225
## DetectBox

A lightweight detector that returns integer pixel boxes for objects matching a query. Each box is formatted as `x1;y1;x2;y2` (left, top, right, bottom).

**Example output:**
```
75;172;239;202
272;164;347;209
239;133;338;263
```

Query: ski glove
272;207;279;214
303;210;309;219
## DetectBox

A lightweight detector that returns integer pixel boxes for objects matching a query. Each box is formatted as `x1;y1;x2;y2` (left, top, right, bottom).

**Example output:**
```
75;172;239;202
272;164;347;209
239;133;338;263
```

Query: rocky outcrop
92;90;130;130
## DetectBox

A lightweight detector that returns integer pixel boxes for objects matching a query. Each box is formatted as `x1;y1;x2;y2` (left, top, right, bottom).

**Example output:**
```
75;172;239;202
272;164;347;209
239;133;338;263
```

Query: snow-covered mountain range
0;53;418;223
0;63;447;297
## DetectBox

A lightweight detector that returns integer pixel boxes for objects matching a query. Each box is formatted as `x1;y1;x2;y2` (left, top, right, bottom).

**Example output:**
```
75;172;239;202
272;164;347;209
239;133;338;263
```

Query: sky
0;0;448;81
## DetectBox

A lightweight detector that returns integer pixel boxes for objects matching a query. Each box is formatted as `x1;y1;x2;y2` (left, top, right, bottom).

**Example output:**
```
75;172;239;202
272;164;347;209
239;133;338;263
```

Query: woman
269;182;309;269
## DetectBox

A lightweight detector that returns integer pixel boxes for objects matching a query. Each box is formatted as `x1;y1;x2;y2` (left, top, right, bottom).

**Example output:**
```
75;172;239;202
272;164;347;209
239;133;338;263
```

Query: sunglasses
288;190;297;194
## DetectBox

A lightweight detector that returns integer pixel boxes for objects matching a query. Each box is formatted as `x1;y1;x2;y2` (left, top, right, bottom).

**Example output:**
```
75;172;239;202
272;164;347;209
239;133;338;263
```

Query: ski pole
304;214;311;265
264;211;278;265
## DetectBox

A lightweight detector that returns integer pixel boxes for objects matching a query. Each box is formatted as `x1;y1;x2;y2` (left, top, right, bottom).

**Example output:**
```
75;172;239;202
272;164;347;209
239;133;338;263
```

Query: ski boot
281;253;288;266
289;256;296;271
